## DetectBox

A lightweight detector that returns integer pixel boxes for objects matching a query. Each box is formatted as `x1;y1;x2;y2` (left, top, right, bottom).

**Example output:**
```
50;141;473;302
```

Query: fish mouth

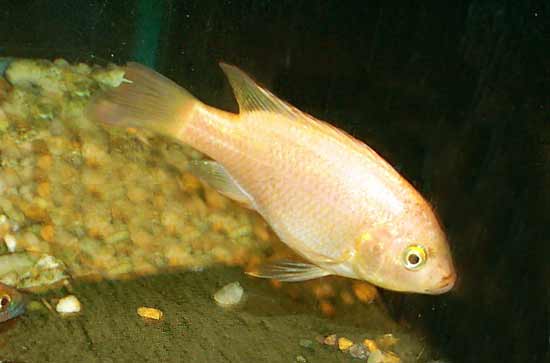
425;272;456;294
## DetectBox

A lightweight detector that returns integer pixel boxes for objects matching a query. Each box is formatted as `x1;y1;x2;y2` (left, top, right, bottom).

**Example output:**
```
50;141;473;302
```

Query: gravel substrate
0;58;273;290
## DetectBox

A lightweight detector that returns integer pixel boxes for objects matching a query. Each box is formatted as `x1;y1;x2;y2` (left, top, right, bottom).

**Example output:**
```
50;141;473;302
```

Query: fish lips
424;271;457;294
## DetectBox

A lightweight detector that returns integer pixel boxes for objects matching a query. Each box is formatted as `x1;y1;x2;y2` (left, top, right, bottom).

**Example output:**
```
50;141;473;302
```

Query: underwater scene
0;1;547;363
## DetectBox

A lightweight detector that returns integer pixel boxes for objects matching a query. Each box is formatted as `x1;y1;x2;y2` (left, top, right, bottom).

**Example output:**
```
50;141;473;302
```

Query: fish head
352;209;456;294
0;283;26;323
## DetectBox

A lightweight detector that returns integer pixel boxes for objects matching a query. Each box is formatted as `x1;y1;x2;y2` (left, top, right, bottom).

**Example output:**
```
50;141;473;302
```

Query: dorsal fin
218;63;389;171
219;63;297;118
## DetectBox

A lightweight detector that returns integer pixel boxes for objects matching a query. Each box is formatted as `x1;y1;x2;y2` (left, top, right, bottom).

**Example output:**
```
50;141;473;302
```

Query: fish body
0;283;26;322
89;62;456;294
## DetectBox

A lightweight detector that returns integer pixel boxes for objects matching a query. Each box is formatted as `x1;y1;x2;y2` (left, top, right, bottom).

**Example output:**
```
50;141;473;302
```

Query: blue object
0;57;14;76
131;0;164;69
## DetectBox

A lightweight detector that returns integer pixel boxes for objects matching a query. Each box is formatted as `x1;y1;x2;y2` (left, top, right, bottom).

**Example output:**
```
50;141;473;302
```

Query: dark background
1;1;548;362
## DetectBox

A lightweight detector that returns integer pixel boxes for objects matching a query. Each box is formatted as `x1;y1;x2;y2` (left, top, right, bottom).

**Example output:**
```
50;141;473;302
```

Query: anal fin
246;260;331;282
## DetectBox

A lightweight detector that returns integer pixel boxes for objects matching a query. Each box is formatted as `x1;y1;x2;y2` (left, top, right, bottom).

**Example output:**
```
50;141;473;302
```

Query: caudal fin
88;62;198;138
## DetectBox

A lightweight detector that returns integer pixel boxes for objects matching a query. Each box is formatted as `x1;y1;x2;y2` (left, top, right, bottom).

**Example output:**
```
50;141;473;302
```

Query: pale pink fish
89;62;456;294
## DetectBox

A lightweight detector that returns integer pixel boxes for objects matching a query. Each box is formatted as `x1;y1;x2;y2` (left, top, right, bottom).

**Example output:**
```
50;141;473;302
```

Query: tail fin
88;62;198;138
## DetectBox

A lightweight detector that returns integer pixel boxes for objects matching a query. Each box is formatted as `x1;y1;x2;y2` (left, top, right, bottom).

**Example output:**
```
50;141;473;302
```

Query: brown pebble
313;282;335;299
319;300;335;317
111;203;129;223
352;281;377;303
37;182;51;197
382;351;401;363
164;243;192;267
376;333;399;350
132;257;157;276
0;77;12;100
0;222;10;238
36;154;53;170
363;338;379;352
210;219;226;233
127;186;148;203
137;307;163;320
33;167;48;183
227;246;250;266
245;255;262;272
179;173;201;193
21;202;49;222
152;194;165;209
31;139;50;154
40;224;55;242
323;334;337;346
129;227;154;250
340;290;355;305
204;187;228;210
368;350;401;363
338;337;353;351
269;279;282;289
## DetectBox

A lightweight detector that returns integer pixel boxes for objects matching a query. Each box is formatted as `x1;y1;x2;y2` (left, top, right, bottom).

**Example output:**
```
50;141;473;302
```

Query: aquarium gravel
0;58;274;290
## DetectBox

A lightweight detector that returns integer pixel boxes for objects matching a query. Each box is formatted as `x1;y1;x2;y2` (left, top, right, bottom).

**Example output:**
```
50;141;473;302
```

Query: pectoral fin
189;160;254;208
246;260;331;282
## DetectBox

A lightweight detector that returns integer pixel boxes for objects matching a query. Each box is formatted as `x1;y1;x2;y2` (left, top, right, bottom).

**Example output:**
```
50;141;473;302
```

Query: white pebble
4;234;17;252
214;281;244;307
56;295;81;314
36;255;62;269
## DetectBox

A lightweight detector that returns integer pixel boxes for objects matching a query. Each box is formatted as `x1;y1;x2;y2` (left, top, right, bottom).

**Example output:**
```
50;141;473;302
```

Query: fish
0;282;26;322
88;62;456;294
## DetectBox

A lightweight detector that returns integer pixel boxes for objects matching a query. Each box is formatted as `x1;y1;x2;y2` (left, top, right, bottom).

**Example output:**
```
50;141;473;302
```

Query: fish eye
0;295;11;310
402;245;427;270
